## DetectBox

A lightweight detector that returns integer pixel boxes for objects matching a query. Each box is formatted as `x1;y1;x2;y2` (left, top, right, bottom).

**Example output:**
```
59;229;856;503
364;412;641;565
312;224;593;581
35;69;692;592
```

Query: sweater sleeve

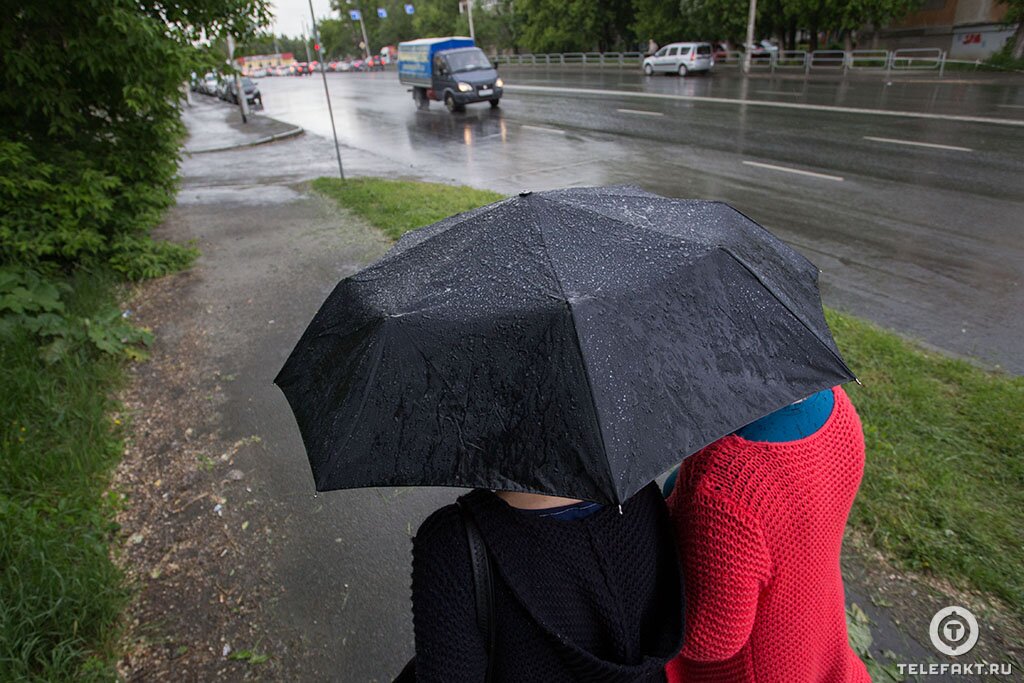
674;491;772;663
411;505;488;683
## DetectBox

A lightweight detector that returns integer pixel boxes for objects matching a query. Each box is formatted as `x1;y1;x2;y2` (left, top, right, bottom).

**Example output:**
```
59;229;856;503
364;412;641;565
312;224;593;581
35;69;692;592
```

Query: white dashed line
521;124;566;135
863;136;973;152
616;108;664;116
742;160;844;182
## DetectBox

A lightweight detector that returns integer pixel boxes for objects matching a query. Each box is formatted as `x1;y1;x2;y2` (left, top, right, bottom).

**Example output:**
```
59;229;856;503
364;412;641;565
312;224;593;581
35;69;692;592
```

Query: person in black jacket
409;482;684;682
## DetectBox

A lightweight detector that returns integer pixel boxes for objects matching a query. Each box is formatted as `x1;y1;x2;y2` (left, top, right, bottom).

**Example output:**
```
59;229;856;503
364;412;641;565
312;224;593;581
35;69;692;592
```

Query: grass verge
314;176;1024;618
310;177;503;240
0;270;130;681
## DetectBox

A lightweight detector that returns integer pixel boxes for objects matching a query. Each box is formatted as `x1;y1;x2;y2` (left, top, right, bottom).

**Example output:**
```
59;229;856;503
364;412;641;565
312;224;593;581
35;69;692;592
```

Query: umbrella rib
319;320;388;490
532;197;618;503
542;194;702;245
718;246;855;379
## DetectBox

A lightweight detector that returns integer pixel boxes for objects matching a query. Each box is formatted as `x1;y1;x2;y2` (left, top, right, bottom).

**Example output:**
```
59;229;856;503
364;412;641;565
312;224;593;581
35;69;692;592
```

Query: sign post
349;8;371;60
311;0;345;180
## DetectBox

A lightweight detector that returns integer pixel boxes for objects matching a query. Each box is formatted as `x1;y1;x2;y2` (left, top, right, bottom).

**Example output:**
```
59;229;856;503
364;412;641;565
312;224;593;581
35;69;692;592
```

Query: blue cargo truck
397;37;503;112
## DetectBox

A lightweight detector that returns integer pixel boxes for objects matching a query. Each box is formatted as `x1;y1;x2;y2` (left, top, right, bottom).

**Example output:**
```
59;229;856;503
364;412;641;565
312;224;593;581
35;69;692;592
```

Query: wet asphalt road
256;67;1024;374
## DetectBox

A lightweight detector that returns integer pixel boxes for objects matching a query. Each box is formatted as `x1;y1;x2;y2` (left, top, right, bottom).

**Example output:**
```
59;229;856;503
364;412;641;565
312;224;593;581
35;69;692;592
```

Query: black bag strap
457;499;495;683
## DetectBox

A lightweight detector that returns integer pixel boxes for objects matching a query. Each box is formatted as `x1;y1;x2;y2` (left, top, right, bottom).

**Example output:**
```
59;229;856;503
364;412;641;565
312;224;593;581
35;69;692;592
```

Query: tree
678;0;752;45
516;0;635;53
1001;0;1024;59
631;0;689;49
0;0;270;274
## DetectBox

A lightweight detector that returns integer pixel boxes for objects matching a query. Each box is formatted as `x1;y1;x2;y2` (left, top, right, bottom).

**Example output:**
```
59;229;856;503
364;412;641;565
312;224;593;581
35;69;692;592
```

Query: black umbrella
275;186;854;505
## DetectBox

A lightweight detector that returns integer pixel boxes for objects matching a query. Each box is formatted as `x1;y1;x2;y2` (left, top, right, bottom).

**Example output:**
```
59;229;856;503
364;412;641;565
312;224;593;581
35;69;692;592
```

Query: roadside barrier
491;48;960;78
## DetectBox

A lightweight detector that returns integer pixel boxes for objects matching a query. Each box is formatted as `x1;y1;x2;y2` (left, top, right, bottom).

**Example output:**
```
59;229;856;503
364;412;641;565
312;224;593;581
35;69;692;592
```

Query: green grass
0;270;129;681
315;176;1024;616
311;177;503;240
829;309;1023;612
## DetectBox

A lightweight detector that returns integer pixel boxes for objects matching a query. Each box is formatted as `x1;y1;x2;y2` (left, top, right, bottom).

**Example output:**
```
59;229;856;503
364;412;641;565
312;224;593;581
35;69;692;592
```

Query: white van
643;42;714;76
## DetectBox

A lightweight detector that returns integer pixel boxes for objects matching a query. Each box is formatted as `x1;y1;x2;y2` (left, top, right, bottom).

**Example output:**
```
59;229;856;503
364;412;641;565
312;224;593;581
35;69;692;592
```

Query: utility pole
743;0;758;75
227;35;249;123
309;0;346;180
467;0;475;42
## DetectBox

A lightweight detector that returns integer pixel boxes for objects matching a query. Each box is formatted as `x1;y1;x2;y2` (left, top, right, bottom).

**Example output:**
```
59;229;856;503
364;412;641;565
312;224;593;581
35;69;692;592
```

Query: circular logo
929;606;979;656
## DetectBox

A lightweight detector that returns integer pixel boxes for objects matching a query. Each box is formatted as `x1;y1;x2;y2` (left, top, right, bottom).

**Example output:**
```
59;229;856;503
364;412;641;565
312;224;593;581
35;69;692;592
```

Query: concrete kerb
185;123;305;155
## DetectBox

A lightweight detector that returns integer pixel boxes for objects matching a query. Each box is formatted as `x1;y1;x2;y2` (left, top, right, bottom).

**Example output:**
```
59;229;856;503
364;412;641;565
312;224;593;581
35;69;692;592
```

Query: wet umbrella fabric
274;186;854;505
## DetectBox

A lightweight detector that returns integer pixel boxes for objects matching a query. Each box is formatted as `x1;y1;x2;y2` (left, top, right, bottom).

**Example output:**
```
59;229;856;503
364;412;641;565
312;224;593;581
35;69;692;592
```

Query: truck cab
398;37;503;112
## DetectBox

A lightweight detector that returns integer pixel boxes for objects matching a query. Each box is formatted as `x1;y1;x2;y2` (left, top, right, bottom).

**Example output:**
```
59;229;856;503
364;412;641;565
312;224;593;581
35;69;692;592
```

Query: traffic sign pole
309;0;345;180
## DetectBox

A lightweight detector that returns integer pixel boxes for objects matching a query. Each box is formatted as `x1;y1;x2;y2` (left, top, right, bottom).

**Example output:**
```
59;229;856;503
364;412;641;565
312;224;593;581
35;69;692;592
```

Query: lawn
0;271;130;681
314;176;1024;617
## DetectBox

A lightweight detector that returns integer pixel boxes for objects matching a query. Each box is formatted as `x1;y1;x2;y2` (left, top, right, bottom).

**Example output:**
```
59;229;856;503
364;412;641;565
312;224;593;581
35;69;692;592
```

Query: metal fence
491;47;951;77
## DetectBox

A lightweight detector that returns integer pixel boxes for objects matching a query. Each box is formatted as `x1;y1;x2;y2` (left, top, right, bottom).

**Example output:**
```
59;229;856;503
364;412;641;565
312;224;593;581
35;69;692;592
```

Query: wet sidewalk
182;95;304;153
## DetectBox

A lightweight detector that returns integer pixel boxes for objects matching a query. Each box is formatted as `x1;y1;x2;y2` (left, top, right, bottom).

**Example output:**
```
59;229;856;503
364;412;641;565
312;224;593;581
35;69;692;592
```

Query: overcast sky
271;0;338;38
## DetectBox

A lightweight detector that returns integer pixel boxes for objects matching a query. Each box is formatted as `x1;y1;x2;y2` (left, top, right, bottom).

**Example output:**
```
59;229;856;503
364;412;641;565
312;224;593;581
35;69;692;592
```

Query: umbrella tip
519;190;533;197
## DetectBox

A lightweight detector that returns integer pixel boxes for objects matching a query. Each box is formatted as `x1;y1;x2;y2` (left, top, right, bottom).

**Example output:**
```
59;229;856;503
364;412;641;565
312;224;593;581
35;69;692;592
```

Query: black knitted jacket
410;483;685;682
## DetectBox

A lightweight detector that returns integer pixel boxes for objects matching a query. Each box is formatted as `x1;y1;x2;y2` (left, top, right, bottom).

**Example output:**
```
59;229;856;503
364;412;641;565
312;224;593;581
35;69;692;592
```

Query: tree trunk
843;30;853;52
1013;20;1024;60
787;18;797;51
810;25;819;52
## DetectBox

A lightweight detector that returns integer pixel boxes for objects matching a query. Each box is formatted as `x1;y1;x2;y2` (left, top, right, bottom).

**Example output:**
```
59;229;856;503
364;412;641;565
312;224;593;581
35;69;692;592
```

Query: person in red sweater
665;385;870;683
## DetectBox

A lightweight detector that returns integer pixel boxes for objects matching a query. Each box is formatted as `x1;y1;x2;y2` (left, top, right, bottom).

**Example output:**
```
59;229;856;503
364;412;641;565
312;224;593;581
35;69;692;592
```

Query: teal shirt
662;388;835;498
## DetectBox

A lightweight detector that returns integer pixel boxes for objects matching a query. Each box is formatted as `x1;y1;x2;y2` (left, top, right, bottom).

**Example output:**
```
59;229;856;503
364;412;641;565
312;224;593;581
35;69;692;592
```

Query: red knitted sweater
666;386;870;683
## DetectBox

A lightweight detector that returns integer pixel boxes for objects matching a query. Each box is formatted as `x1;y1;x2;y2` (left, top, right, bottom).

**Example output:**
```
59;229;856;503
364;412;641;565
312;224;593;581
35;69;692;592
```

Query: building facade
883;0;1014;59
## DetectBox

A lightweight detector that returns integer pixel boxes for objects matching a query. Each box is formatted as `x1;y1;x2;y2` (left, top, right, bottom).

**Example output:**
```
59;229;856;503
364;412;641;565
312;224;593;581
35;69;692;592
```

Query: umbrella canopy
275;186;854;505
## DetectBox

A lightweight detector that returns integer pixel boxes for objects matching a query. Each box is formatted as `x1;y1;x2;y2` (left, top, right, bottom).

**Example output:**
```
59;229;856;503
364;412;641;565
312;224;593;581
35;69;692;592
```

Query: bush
0;1;269;277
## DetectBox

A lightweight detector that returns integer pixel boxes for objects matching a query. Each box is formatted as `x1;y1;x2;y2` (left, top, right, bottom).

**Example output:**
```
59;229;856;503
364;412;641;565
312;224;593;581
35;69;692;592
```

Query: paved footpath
118;97;1018;681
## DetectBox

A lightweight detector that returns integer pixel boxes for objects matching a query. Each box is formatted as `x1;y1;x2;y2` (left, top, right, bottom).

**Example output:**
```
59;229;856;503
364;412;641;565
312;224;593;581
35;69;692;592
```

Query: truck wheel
444;92;464;113
643;63;654;76
489;98;500;108
414;87;429;110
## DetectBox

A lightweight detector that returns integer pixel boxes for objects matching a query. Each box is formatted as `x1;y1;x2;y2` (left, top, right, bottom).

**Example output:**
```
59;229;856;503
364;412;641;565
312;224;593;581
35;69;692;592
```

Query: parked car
200;73;219;95
351;59;367;71
642;42;714;76
251;68;268;78
745;40;780;62
224;77;262;107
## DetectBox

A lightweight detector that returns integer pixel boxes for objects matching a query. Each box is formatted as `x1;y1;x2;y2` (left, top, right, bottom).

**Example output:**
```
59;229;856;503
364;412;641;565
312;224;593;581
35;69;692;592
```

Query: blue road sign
349;9;361;20
377;7;387;18
405;4;415;14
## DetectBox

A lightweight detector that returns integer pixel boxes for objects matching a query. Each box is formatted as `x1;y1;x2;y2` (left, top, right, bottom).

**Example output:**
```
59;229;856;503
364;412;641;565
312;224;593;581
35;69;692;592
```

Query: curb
185;124;305;155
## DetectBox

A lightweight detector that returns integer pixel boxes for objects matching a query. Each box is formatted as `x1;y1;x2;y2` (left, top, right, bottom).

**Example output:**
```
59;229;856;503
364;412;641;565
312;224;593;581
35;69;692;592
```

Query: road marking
616;108;664;116
742;160;844;182
997;103;1024;109
756;90;804;96
863;136;973;152
521;124;566;135
503;84;1024;127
